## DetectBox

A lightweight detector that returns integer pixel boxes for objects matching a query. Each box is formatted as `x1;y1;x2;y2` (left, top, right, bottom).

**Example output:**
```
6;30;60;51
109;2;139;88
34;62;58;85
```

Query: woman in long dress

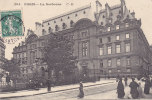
117;78;125;98
138;82;144;98
129;78;139;99
144;78;151;94
78;81;84;98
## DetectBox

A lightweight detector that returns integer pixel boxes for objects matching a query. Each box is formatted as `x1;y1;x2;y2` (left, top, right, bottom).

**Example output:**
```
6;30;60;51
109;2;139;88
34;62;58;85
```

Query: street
1;79;152;100
2;82;117;100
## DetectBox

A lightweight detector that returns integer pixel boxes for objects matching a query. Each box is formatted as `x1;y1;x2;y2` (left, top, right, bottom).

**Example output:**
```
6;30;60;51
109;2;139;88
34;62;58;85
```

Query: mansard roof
41;4;94;33
96;1;134;26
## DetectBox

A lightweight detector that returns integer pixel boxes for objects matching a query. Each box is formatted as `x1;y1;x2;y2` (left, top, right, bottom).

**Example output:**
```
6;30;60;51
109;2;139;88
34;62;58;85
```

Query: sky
0;0;152;60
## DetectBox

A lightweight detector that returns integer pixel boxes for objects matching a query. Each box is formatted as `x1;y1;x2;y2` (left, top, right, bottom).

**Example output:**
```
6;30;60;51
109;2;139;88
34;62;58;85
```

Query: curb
0;81;115;99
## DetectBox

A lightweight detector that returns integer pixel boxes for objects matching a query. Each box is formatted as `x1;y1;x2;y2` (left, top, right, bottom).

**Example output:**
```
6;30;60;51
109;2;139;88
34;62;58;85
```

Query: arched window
55;25;59;31
70;20;74;27
48;27;52;33
42;29;46;35
62;23;67;29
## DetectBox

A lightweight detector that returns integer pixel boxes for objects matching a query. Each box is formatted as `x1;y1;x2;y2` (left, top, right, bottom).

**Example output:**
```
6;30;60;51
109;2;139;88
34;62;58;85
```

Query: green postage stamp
0;10;24;37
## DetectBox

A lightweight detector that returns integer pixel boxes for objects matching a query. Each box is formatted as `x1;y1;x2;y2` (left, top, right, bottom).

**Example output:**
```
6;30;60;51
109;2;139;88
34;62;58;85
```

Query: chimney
131;11;135;18
35;22;42;30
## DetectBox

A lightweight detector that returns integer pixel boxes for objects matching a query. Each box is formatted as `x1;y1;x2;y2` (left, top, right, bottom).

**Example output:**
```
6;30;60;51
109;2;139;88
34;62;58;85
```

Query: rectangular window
82;41;88;57
108;59;112;67
116;44;121;53
108;69;112;73
117;69;120;72
116;25;120;30
100;60;103;68
117;58;121;66
127;57;131;66
81;31;87;37
99;47;104;56
127;68;131;72
125;23;129;27
116;35;120;41
99;38;102;43
126;33;130;39
125;43;131;52
107;27;111;32
107;45;112;54
107;37;111;42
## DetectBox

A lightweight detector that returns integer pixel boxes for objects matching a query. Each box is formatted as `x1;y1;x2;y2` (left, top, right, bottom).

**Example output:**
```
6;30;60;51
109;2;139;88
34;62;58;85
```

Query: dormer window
55;25;59;31
116;25;120;30
125;23;129;27
48;27;52;33
42;29;46;35
70;20;74;27
107;27;111;32
62;23;67;29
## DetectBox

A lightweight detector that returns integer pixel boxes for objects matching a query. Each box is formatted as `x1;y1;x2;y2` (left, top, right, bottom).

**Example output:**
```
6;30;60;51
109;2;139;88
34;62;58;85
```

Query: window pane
126;43;130;52
107;27;111;32
107;37;111;42
116;35;120;40
116;44;121;53
117;59;121;66
99;38;102;43
82;41;88;56
108;59;111;67
125;23;129;27
126;33;130;39
127;57;130;66
108;46;112;54
100;47;104;56
116;25;120;30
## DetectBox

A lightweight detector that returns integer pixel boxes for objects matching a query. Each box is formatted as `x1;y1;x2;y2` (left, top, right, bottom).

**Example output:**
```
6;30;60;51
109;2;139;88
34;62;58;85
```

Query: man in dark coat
78;81;84;98
129;78;139;99
144;77;151;94
117;78;125;98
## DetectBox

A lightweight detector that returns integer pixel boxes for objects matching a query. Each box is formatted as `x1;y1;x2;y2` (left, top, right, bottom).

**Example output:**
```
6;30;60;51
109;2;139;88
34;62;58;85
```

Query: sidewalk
0;79;115;99
82;78;152;100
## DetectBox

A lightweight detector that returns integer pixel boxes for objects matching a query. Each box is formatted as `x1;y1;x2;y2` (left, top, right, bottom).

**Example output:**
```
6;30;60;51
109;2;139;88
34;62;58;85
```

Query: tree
43;33;77;88
1;58;20;83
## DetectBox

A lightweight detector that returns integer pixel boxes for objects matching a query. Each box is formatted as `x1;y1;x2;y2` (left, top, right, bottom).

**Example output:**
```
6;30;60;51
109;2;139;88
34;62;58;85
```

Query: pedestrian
47;79;51;92
124;76;128;86
78;81;84;98
129;78;139;99
117;78;125;98
144;77;151;94
138;82;144;98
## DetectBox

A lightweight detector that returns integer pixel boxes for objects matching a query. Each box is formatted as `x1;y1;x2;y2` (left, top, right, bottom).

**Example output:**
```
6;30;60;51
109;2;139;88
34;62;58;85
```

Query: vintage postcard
0;0;152;100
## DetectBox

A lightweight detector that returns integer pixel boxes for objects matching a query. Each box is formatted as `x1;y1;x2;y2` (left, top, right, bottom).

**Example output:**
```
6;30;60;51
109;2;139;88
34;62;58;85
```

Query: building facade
0;37;6;80
13;0;152;80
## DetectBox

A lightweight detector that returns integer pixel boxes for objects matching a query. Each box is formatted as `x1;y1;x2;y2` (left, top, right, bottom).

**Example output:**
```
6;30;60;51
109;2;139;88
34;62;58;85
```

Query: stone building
0;37;6;80
0;37;5;66
13;0;152;81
